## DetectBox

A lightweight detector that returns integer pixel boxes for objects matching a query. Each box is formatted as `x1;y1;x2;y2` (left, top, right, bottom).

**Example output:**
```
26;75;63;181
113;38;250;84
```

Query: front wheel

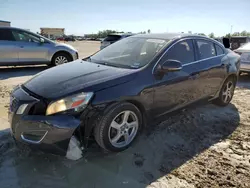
213;77;236;106
51;53;72;66
94;102;142;152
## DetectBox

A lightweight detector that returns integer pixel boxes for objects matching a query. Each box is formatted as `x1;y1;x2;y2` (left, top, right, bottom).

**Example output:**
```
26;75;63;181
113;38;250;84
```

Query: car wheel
94;102;142;152
213;77;236;106
51;53;71;66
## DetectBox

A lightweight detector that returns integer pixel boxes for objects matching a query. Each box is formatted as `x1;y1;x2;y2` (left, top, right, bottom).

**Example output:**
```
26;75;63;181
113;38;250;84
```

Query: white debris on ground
66;136;83;160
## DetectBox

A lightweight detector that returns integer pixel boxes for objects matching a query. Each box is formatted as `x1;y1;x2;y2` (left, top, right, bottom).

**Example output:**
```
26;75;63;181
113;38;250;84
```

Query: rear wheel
213;77;236;106
51;52;72;66
94;102;142;152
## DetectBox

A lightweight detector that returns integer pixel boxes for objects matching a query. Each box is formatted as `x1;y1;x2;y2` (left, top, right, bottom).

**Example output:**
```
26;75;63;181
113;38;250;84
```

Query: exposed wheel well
51;51;73;62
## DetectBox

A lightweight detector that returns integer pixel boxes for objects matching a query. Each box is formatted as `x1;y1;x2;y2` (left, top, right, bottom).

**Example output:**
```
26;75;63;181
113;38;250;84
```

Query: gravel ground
0;41;250;188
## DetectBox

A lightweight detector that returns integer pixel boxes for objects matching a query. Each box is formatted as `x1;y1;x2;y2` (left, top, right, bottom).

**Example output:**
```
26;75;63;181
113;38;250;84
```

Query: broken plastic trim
66;136;83;160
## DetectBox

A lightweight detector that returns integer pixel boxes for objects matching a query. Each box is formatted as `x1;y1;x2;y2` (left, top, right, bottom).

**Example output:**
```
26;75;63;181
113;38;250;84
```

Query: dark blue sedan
9;33;240;159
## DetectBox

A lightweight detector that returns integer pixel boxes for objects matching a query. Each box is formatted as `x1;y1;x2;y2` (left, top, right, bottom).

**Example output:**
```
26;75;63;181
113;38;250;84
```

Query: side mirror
223;37;230;48
159;59;182;73
40;38;45;43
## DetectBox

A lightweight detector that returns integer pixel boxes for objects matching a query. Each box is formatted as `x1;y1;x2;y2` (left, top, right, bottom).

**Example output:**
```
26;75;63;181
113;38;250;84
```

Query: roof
0;20;10;23
109;33;135;36
0;26;18;29
130;33;206;40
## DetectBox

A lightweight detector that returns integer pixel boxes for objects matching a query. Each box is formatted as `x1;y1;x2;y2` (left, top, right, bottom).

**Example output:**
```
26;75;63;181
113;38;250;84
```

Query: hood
23;60;137;99
55;42;77;51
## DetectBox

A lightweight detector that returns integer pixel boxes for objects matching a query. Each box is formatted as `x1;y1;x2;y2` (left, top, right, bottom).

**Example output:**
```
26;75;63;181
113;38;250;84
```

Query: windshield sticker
131;62;140;68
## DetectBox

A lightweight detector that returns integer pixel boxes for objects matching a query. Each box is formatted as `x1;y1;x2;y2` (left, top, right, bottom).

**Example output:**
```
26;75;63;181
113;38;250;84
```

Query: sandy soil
0;42;250;188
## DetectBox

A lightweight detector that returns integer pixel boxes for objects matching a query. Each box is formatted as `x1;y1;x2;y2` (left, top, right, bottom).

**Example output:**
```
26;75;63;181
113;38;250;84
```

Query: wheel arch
81;100;148;148
227;73;238;82
51;50;73;62
213;73;238;100
125;99;148;129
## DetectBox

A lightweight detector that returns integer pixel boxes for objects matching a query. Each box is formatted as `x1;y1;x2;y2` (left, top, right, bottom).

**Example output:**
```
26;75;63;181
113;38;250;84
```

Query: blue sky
1;0;250;36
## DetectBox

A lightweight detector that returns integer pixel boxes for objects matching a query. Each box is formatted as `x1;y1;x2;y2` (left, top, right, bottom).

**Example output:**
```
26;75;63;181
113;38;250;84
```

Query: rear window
196;40;216;59
104;35;121;42
215;44;224;55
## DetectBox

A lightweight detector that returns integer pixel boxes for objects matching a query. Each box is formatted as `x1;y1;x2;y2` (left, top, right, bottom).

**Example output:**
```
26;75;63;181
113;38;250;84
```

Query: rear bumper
10;114;81;156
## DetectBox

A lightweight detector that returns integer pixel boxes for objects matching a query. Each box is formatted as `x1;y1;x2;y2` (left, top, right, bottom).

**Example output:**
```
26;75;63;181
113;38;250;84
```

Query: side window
0;29;14;41
196;40;216;60
11;30;40;43
215;44;224;55
163;39;195;64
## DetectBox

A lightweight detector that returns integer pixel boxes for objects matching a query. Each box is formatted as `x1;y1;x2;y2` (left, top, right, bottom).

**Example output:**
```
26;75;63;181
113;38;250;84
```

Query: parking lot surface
0;41;250;188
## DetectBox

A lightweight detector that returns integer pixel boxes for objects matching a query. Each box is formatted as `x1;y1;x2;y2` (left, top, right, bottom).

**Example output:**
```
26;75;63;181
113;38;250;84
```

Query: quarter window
162;39;195;64
0;29;14;41
196;40;216;60
215;44;224;55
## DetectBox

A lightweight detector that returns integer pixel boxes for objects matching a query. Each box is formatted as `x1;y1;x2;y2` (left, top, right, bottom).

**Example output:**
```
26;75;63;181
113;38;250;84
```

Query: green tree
208;32;215;38
232;32;240;36
147;29;151;34
240;30;248;36
225;33;231;38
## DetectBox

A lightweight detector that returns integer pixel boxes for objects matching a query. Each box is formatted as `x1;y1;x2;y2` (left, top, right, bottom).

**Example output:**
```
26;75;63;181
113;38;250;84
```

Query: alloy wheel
222;81;234;103
55;56;68;65
108;110;139;148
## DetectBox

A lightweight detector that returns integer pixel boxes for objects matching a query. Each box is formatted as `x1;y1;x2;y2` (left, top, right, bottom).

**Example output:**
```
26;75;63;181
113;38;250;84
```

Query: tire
51;52;72;66
213;76;236;106
94;102;142;152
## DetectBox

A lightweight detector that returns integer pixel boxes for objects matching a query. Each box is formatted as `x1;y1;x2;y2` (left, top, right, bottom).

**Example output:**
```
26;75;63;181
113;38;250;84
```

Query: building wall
0;21;11;27
40;28;65;38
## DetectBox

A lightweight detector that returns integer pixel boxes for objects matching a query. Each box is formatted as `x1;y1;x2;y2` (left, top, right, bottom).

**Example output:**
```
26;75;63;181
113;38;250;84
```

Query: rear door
11;29;50;64
194;39;228;97
0;28;19;65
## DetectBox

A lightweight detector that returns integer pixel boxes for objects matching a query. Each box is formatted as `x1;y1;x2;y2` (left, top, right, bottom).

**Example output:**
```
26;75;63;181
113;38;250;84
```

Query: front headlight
46;92;93;115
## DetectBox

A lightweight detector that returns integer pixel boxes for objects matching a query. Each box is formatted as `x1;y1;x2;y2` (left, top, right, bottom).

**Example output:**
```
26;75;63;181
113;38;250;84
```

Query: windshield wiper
91;60;137;69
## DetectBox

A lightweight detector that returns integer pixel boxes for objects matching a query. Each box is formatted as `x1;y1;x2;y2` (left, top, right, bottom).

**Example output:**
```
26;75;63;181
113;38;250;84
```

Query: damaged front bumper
9;86;84;159
10;114;81;156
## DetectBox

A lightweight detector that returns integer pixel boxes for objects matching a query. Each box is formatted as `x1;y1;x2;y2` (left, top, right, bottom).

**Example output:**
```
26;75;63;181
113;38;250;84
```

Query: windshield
90;37;169;69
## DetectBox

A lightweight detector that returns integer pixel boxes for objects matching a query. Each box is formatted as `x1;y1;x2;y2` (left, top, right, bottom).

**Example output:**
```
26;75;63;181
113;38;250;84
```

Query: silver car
0;27;78;66
234;42;250;74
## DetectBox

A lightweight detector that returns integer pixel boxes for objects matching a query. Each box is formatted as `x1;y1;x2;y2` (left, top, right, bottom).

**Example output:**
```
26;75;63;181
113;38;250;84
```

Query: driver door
152;39;203;117
11;29;50;64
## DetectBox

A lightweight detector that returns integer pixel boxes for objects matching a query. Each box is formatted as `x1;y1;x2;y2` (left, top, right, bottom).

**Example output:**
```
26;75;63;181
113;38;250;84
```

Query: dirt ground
0;41;250;188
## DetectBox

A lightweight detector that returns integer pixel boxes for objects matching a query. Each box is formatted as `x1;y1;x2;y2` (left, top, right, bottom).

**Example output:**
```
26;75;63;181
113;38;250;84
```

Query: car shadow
0;66;48;80
237;74;250;89
0;102;240;188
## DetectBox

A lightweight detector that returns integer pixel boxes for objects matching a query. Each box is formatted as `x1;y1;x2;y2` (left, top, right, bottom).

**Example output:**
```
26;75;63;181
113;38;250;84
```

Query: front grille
10;96;19;112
